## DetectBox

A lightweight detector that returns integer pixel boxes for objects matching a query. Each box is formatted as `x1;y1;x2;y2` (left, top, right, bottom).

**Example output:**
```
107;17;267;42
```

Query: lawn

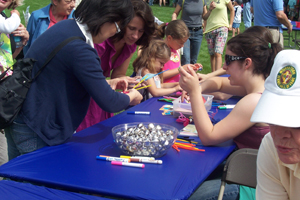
13;1;296;76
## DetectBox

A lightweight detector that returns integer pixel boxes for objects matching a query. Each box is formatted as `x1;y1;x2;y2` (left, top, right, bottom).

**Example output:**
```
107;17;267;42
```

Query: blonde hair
133;39;171;82
8;0;24;9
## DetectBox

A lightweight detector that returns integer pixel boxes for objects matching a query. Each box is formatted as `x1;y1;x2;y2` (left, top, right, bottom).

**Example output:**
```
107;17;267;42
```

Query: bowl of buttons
112;122;179;158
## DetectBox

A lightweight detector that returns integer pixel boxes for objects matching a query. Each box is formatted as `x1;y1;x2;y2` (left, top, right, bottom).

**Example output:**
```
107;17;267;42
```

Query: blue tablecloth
0;97;239;200
0;180;107;200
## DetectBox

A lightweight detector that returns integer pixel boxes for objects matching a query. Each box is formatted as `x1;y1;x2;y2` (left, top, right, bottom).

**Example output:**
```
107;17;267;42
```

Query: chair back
217;148;258;200
222;148;258;188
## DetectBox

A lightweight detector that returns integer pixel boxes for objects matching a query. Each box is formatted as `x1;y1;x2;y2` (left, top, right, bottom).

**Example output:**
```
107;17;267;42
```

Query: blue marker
127;111;151;115
96;156;129;162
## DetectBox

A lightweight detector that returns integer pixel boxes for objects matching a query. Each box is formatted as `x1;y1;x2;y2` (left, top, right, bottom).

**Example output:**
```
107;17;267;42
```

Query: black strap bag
0;36;83;129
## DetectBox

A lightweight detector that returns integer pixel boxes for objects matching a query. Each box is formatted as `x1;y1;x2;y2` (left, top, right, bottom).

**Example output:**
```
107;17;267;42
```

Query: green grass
13;1;297;76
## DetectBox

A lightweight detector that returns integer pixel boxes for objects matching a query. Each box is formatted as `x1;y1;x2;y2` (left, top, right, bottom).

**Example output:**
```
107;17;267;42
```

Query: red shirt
49;6;68;29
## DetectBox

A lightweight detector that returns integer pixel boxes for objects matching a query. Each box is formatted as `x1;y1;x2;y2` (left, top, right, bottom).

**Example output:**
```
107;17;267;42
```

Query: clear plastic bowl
112;122;179;158
172;94;214;117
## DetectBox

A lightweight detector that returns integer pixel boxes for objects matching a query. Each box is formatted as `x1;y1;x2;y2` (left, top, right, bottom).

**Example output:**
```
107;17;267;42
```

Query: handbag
0;36;83;129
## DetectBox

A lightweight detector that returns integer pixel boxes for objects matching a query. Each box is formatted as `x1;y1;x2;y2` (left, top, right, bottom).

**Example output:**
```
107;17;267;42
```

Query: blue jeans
181;28;203;65
243;2;252;29
188;179;239;200
4;115;48;160
188;162;239;200
149;0;154;5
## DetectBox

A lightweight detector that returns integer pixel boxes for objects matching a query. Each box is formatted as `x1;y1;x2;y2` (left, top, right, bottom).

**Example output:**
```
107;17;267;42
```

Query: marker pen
127;111;151;115
218;105;235;110
120;155;155;161
111;161;145;168
130;158;163;164
132;156;156;160
96;156;130;163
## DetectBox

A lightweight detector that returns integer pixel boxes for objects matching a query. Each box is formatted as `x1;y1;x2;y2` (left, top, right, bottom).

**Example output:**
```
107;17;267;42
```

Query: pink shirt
163;48;180;83
76;38;137;132
48;6;67;29
94;38;137;77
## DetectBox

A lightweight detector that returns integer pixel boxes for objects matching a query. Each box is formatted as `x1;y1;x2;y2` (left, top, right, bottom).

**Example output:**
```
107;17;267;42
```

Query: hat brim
251;90;300;127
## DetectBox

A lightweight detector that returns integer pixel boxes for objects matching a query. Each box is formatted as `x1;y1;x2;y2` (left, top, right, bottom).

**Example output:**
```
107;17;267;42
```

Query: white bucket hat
251;49;300;127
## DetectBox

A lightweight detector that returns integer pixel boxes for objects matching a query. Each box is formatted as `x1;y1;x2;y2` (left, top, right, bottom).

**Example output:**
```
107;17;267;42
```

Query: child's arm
148;79;181;97
0;10;20;34
161;82;180;88
179;65;260;146
163;64;200;80
142;69;181;97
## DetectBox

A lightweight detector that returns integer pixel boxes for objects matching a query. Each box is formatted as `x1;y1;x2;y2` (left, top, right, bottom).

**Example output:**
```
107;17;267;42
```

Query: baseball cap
251;50;300;127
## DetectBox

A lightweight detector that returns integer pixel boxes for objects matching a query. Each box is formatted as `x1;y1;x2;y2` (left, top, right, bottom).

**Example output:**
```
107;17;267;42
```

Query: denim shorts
205;26;228;55
232;23;240;29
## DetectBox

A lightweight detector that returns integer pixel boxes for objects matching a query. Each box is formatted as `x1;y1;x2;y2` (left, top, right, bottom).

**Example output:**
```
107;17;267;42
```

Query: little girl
133;39;182;98
155;20;202;83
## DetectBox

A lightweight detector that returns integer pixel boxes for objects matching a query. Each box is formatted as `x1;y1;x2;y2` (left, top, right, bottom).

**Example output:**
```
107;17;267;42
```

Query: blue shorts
232;23;240;29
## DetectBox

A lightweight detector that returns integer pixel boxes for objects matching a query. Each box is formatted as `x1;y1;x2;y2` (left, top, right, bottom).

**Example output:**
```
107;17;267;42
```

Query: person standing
287;0;297;20
251;0;293;48
172;0;207;65
243;0;252;29
159;0;166;6
4;0;143;160
203;0;234;72
232;0;242;37
0;0;28;168
24;0;75;55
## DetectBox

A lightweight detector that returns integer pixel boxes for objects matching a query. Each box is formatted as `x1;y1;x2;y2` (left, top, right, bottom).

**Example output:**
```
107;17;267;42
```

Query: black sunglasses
225;55;247;66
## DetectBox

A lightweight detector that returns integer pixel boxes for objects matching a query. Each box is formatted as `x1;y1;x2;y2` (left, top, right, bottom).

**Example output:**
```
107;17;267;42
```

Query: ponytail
227;26;283;79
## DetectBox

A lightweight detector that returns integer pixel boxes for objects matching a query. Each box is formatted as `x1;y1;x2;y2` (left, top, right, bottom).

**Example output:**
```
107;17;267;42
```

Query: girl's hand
176;84;183;92
179;65;200;94
12;24;29;46
107;78;128;91
192;63;203;71
209;1;216;11
181;64;191;71
126;76;146;89
126;89;143;106
180;90;190;102
197;73;209;83
11;9;20;17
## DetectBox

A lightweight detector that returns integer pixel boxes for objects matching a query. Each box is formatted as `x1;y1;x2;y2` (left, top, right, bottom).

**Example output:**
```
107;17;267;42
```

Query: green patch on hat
276;66;296;89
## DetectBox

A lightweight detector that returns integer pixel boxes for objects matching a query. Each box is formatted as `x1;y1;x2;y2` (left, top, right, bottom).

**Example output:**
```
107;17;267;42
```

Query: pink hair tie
166;22;169;26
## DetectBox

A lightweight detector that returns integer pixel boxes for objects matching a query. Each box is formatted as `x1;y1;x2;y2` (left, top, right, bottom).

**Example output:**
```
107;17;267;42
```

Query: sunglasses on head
225;55;247;66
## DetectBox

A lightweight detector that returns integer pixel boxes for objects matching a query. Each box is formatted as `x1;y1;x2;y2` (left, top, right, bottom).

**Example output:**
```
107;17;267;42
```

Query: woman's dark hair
111;0;156;48
74;0;134;37
155;20;189;40
227;26;283;79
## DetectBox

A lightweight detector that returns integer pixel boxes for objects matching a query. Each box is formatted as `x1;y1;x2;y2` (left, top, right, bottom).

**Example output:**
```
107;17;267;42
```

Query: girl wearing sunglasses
179;26;282;200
